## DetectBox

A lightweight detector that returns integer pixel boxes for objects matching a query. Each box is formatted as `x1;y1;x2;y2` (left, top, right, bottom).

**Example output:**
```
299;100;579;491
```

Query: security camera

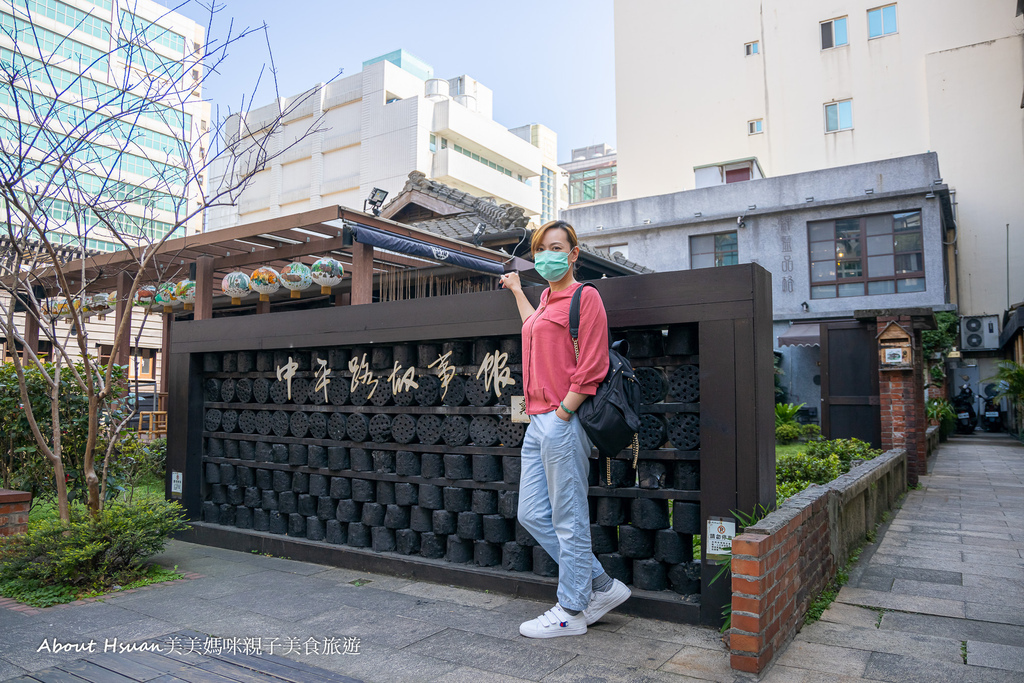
737;216;746;229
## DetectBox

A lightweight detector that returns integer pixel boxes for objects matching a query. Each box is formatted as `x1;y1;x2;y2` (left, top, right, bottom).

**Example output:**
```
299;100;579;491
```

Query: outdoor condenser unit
960;315;1000;351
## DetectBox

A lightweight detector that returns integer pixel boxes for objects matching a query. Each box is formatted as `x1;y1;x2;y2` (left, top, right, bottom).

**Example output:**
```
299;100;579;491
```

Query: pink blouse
521;282;609;415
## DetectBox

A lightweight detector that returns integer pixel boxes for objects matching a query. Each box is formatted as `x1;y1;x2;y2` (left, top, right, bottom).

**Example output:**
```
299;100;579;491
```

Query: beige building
614;0;1024;318
208;50;563;230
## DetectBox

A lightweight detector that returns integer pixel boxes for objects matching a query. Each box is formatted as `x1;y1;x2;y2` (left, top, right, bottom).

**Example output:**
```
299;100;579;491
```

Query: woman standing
499;220;631;638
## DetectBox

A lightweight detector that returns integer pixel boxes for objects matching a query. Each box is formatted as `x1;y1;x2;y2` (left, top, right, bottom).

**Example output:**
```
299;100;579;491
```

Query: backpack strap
568;282;597;341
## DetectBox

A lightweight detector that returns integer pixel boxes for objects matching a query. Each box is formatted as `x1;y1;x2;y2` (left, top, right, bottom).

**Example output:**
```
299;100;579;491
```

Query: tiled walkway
766;434;1024;682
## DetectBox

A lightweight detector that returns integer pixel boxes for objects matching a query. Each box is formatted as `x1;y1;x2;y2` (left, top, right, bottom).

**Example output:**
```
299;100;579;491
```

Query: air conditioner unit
960;315;1000;351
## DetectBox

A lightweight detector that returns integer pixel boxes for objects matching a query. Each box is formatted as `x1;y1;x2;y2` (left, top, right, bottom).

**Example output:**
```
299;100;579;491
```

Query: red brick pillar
878;315;926;485
0;489;30;536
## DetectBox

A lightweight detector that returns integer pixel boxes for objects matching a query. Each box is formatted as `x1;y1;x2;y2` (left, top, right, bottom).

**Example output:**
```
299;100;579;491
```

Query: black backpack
569;283;642;484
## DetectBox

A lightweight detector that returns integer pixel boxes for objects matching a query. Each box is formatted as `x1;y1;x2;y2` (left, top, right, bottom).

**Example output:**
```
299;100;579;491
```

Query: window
825;100;853;132
821;17;848;49
597;243;629;261
725;167;750;183
808;211;924;299
748;119;763;135
569;166;617;204
691;232;738;269
868;4;897;38
429;134;436;153
745;41;759;56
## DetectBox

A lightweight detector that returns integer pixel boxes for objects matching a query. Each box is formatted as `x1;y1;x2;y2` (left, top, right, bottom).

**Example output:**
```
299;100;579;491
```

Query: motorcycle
981;396;1001;432
952;383;977;435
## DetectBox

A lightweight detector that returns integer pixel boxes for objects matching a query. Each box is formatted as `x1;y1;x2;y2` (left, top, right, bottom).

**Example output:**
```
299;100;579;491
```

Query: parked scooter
981;384;1001;432
952;383;977;435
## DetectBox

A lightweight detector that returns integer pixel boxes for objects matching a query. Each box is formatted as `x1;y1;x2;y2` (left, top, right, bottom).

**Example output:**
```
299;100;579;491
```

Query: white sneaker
582;579;631;625
519;603;587;638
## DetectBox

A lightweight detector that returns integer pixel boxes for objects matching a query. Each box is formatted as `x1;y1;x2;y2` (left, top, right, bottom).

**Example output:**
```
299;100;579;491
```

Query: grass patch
0;562;183;608
28;476;166;525
805;546;862;624
775;442;805;459
961;641;967;664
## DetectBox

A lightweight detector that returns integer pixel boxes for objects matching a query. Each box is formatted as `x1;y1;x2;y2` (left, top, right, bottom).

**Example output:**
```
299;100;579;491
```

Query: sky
158;0;617;164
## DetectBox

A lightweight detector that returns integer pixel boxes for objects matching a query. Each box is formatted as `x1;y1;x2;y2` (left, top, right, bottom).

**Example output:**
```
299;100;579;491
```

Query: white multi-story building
562;143;618;207
614;0;1024;319
0;0;210;249
207;49;562;230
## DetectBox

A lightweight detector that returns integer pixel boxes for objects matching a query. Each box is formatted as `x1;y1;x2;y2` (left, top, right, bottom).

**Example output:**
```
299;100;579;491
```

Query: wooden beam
256;300;270;315
113;271;131;365
194;256;214;321
160;312;171;394
350;241;374;305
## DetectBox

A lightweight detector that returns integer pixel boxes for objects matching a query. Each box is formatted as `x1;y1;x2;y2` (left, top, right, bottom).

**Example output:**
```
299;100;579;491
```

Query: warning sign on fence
706;517;736;560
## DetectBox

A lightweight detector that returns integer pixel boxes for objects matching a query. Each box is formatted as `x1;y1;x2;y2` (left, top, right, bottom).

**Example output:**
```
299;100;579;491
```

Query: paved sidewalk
765;434;1024;682
0;539;745;682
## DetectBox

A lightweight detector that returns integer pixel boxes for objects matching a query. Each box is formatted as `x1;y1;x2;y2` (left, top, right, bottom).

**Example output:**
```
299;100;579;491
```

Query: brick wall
0;489;30;536
877;316;927;485
729;449;907;674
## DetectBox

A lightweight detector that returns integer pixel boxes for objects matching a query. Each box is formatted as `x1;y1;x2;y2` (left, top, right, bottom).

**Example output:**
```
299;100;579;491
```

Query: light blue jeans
518;410;605;611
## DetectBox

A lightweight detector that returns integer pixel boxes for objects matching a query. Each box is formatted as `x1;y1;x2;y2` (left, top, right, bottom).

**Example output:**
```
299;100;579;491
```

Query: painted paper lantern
221;271;250;305
279;262;313;299
311;257;344;295
249;266;281;302
86;293;112;318
134;286;156;309
176;279;196;311
154;282;177;313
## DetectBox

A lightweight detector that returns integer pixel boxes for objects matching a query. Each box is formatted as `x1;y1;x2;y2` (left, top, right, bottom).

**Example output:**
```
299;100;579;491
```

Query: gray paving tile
817;603;881;629
965;602;1024;627
774;641;870;677
303;604;446;649
794;620;963;664
659;646;746;683
863;651;1020;683
542;654;711;682
395;582;512;609
967;641;1024;673
518;622;684;669
402;628;575;681
836;586;965;618
287;641;460;683
434;665;533;683
759;665;877;683
0;658;27;681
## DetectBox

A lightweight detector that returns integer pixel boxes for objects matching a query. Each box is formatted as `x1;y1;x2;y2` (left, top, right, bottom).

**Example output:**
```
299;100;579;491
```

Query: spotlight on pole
364;188;388;216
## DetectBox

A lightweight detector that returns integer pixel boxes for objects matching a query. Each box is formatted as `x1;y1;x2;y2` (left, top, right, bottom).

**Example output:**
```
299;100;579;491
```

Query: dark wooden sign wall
167;265;774;626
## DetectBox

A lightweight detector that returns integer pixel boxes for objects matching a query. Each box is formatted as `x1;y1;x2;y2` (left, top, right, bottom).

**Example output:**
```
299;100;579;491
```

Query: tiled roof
383;172;655;275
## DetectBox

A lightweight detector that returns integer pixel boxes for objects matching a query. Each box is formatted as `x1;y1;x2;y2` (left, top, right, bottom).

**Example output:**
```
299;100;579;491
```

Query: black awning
352;224;505;275
778;323;821;347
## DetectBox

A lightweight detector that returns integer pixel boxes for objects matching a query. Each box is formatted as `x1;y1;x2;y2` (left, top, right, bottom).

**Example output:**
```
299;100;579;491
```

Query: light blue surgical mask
534;250;571;282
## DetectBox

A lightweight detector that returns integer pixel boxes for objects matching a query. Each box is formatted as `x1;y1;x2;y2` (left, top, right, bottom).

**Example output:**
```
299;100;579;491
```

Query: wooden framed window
808;211;924;299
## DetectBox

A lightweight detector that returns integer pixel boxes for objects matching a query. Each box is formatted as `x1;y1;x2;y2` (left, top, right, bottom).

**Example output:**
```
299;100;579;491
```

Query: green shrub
776;480;811;505
775;423;802;444
117;434;167;487
926;398;955;423
803;437;881;473
0;498;187;606
0;362;131;506
775;402;805;427
801;423;822;440
777;451;841;485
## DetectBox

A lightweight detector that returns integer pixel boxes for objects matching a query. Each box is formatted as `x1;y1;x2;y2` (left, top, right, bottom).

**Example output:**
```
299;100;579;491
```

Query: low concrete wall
926;425;939;456
728;449;908;674
0;489;30;536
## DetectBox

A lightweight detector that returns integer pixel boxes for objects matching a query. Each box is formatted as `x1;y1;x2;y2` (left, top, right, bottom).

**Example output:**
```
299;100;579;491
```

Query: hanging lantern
86;293;112;319
221;271;250;305
134;285;156;309
154;282;177;313
311;257;344;295
175;279;196;311
249;266;281;302
280;262;313;299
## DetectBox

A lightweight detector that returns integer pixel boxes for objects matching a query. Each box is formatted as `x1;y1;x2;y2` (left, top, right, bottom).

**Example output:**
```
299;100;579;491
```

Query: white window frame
820;16;849;50
744;41;759;56
824;99;853;133
748;119;763;135
867;4;898;39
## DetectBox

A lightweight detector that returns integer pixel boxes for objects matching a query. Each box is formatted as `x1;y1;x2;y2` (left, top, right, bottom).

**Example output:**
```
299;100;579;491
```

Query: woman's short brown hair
530;220;579;256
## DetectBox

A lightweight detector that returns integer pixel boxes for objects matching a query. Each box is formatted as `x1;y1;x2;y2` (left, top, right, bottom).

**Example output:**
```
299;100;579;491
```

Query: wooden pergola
23;205;522;377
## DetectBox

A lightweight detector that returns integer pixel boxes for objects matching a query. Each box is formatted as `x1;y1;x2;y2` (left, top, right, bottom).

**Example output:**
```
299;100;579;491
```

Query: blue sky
159;0;616;164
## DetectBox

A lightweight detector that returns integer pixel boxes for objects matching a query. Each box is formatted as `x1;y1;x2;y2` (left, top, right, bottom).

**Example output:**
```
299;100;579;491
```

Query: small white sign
706;517;736;559
171;471;183;496
884;348;904;364
510;396;531;423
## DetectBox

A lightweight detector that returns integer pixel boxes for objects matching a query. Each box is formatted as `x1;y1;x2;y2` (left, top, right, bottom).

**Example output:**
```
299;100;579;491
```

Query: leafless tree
0;0;332;520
